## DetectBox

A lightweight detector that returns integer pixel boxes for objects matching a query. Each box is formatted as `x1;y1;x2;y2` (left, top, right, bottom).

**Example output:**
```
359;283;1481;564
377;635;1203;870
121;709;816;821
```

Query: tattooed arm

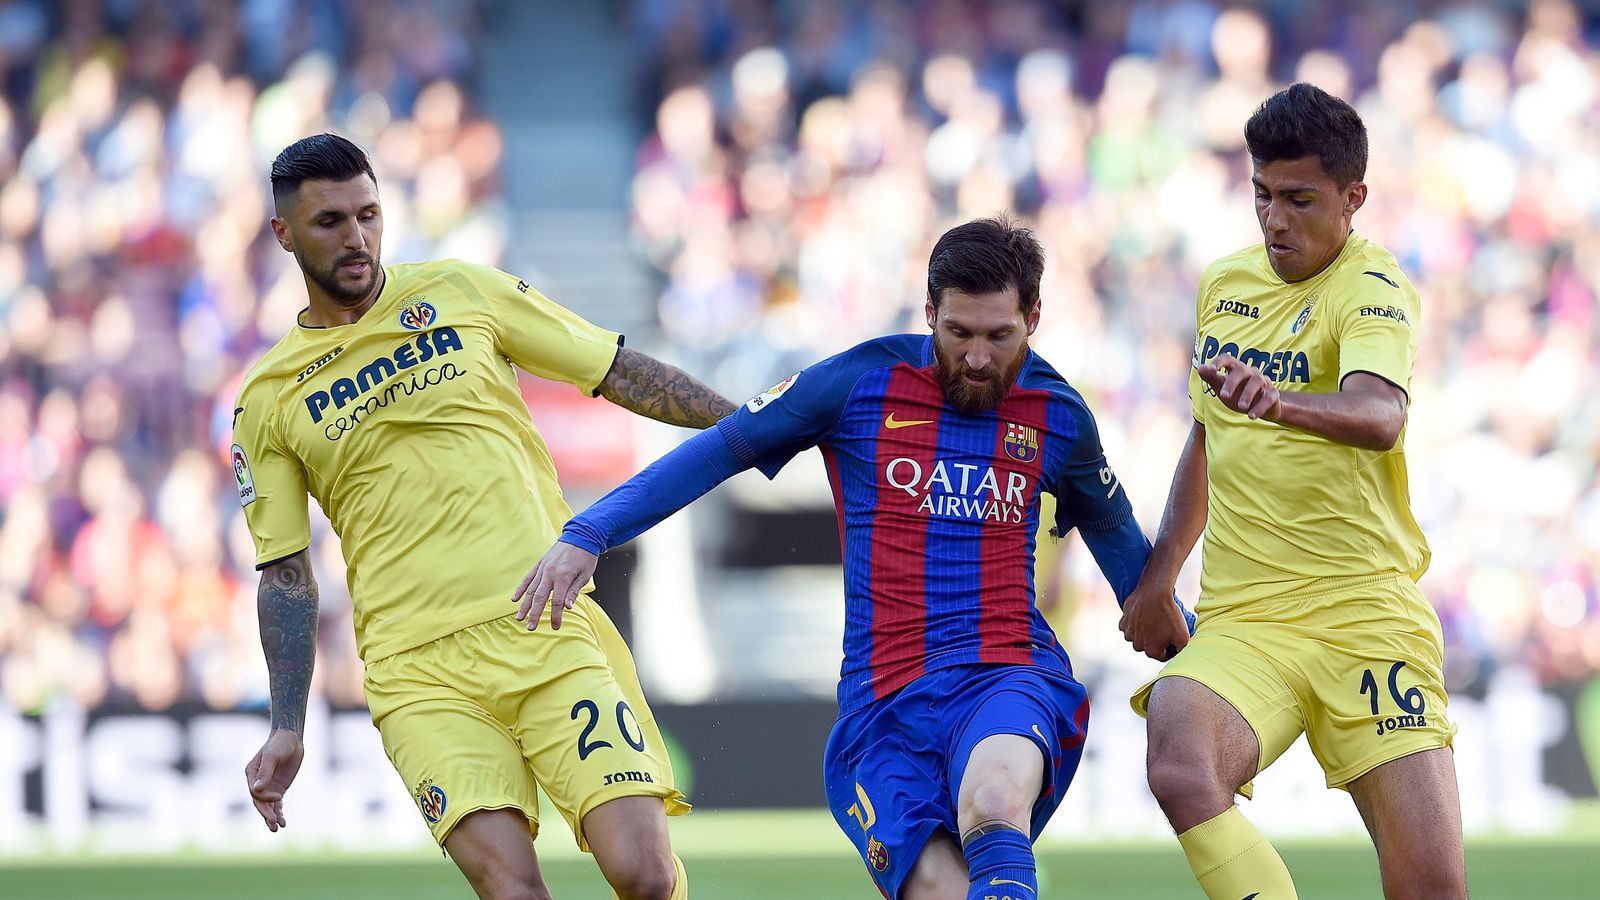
244;548;318;832
597;346;735;428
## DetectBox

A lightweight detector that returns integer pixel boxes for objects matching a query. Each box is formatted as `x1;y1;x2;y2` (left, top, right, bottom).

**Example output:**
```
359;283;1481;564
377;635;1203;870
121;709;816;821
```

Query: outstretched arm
597;347;735;428
245;548;317;831
1119;421;1207;660
513;424;752;629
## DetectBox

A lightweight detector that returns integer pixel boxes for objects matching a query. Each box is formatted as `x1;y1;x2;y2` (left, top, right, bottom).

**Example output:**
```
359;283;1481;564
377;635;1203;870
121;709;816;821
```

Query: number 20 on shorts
571;698;648;759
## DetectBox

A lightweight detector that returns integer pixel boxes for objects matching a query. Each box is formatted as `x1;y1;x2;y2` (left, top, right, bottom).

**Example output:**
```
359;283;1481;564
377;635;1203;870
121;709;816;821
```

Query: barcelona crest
414;779;447;824
399;299;437;331
1003;422;1039;463
866;835;890;872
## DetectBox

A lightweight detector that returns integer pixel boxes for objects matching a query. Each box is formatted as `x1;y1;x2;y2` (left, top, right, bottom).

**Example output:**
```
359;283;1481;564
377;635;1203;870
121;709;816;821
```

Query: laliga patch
745;372;799;413
398;298;437;331
866;835;890;872
414;779;447;824
231;444;256;507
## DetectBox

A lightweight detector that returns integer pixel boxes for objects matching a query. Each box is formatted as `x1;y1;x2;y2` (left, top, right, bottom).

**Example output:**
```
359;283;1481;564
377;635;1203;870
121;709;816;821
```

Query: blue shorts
822;664;1089;899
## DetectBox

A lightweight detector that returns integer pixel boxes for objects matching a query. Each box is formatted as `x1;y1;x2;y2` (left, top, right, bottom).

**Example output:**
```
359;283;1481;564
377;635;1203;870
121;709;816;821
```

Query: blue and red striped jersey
718;334;1135;713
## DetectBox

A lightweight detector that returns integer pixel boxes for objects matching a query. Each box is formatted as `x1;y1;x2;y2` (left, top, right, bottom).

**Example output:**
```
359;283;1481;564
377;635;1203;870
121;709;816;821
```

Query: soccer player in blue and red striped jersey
515;217;1195;900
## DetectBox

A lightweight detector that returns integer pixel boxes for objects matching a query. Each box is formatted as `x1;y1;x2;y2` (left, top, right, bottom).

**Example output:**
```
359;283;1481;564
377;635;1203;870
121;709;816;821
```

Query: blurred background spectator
0;0;502;715
622;0;1600;705
0;0;1594;759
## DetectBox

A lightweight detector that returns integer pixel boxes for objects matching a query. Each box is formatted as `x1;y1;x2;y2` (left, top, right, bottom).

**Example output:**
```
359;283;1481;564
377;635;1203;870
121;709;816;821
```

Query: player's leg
954;734;1045;900
1135;628;1308;900
1348;749;1467;899
901;832;967;900
1144;676;1259;830
508;603;688;900
363;636;546;900
824;673;965;900
1303;580;1463;898
942;666;1088;900
444;808;554;900
582;795;679;900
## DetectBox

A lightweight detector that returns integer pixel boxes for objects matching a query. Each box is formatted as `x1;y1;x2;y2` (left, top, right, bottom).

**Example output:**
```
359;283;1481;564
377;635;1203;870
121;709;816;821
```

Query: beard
304;249;380;306
932;337;1028;413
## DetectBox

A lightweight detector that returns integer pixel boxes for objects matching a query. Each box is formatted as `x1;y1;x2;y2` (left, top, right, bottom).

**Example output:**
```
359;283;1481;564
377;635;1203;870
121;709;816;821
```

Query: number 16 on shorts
1359;661;1428;736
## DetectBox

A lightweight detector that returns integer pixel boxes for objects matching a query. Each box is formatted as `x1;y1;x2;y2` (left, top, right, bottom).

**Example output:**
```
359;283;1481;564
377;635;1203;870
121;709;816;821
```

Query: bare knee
607;852;677;900
1146;738;1236;831
960;777;1032;833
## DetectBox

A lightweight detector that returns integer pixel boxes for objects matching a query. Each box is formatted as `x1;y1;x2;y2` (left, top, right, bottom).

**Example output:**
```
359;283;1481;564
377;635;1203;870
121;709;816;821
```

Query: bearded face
926;286;1037;413
932;327;1029;413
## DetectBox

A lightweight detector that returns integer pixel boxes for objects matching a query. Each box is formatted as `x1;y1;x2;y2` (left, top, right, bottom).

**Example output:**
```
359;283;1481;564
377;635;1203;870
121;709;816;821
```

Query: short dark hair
270;133;376;210
1244;82;1367;186
926;215;1045;316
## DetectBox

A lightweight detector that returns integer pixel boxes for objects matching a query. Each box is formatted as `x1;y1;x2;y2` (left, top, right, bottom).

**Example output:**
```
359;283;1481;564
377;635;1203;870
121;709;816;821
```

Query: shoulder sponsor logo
1363;270;1399;288
1215;299;1259;319
231;444;256;506
398;299;437;331
1359;305;1409;325
745;373;798;413
232;406;244;428
884;411;933;430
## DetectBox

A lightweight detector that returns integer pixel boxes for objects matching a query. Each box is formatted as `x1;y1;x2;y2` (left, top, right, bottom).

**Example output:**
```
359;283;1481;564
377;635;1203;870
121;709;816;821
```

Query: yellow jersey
1189;232;1429;615
232;259;621;662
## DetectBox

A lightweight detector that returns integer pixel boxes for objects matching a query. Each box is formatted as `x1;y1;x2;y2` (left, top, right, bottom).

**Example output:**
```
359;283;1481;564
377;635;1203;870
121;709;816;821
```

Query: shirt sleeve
1334;269;1420;395
232;385;311;569
470;263;622;395
717;348;866;478
1048;393;1135;536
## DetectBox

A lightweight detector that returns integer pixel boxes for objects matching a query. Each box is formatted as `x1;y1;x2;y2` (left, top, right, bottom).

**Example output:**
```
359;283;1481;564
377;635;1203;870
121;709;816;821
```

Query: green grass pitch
4;809;1596;898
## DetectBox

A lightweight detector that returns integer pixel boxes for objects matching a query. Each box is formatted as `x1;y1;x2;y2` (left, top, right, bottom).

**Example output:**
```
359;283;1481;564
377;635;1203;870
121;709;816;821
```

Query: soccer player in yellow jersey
1118;85;1467;899
236;134;732;900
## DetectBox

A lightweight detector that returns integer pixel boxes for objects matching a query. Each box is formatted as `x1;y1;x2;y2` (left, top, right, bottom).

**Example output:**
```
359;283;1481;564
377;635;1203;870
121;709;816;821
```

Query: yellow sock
1176;807;1298;900
668;852;688;900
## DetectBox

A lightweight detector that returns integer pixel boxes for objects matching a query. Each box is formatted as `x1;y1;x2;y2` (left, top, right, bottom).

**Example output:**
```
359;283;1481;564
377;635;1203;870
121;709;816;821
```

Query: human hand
1197;352;1281;421
245;728;304;832
512;541;599;630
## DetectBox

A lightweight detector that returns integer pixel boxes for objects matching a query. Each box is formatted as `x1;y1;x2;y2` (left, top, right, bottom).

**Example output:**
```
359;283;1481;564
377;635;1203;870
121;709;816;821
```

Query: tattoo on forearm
258;551;318;735
598;347;736;428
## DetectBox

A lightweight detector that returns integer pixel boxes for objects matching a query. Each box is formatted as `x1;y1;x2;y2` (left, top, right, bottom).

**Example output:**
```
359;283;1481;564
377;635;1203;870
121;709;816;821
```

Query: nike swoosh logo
1031;724;1046;741
990;877;1035;893
884;412;934;429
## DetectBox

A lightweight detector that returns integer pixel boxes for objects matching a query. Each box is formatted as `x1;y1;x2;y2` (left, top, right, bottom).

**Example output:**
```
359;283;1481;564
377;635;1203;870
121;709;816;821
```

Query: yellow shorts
363;600;690;849
1131;574;1457;792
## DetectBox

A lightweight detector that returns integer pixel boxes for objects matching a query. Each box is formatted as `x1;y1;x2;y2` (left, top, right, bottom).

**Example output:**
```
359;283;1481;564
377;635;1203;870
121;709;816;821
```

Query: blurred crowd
626;0;1600;693
0;0;507;714
1;0;1596;720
